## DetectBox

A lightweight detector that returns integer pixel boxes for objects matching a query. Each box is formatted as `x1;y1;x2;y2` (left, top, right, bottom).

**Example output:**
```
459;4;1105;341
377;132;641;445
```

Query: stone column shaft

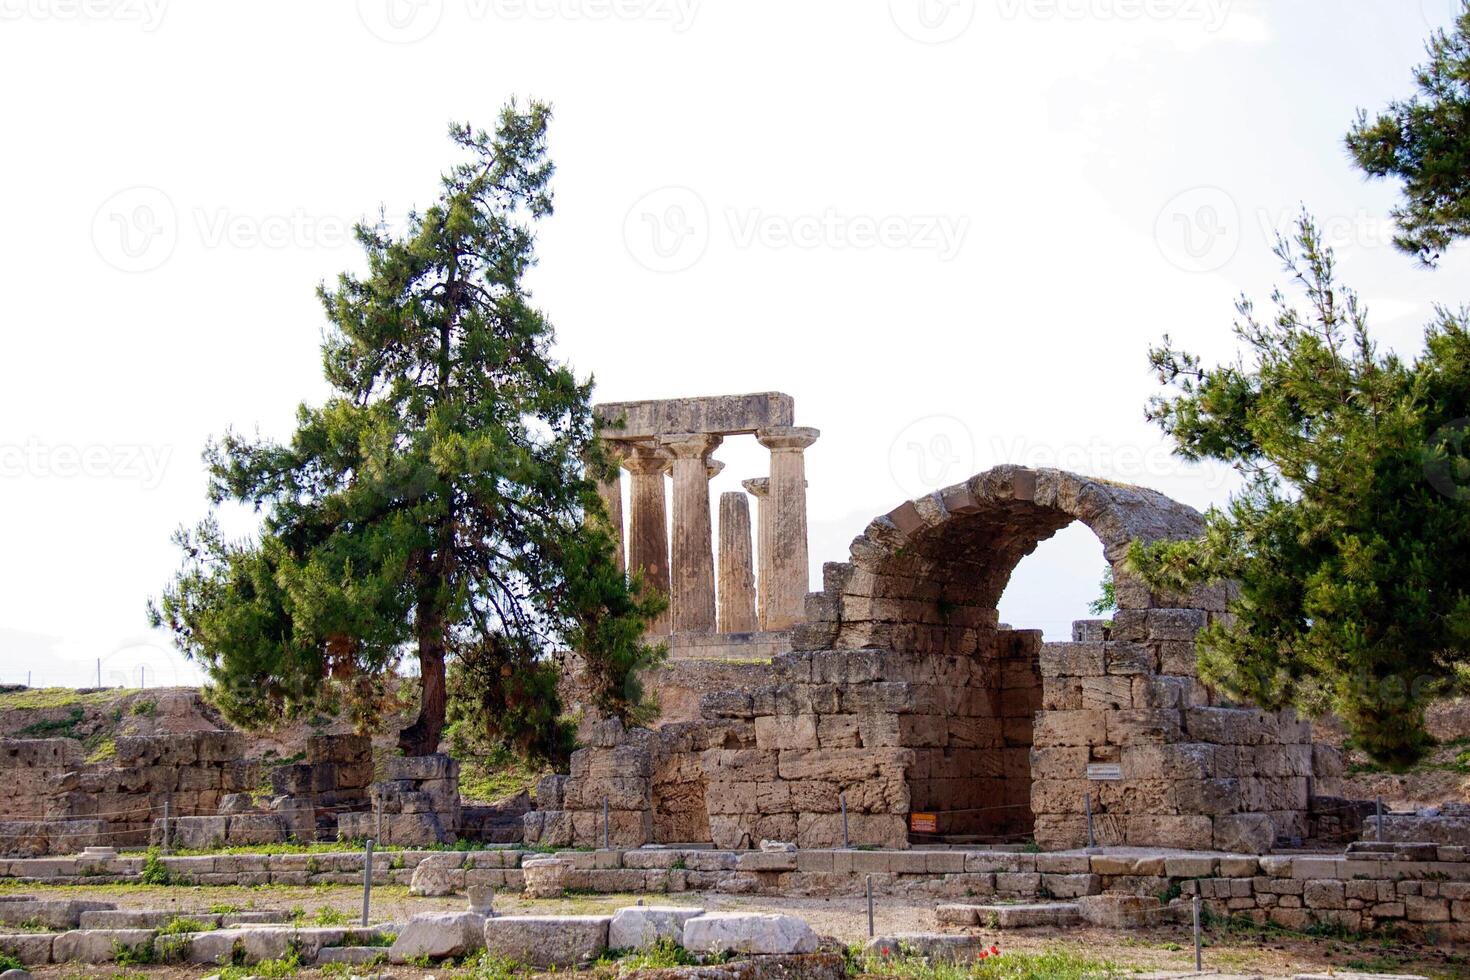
757;427;819;631
662;433;723;635
741;478;772;631
718;492;758;634
624;445;672;635
595;461;625;574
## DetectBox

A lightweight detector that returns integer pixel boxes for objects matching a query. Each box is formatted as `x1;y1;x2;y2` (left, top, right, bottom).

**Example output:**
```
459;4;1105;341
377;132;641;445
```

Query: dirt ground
3;881;1466;979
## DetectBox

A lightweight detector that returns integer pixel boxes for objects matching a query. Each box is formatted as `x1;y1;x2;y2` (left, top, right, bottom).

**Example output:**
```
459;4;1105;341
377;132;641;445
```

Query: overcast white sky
2;0;1467;688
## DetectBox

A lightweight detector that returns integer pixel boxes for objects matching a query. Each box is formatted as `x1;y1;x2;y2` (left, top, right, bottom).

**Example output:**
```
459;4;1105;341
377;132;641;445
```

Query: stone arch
782;465;1308;852
816;465;1208;657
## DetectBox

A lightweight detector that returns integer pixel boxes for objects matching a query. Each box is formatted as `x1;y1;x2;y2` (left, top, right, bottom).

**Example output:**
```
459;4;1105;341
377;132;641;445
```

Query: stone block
52;929;155;964
481;915;610;968
682;914;817;955
389;912;486;963
607;906;706;950
0;934;53;965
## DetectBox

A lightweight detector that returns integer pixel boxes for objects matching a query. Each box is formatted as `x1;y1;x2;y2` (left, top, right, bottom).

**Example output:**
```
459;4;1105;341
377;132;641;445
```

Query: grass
598;938;705;969
87;736;118;763
0;686;142;710
457;745;547;803
220;953;301;980
854;948;1127;979
0;951;22;973
16;706;85;738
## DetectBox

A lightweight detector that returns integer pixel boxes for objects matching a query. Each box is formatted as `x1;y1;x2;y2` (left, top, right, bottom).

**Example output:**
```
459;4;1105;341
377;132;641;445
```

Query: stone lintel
596;393;795;441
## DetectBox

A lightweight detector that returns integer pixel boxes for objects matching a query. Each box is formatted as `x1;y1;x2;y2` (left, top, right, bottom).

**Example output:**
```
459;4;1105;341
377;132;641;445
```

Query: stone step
316;946;391;965
935;902;1081;929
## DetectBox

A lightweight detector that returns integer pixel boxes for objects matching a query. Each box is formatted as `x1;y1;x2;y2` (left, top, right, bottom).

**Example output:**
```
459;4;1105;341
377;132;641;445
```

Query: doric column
756;427;819;630
661;433;723;635
594;446;625;573
624;444;672;635
718;492;758;634
741;478;772;631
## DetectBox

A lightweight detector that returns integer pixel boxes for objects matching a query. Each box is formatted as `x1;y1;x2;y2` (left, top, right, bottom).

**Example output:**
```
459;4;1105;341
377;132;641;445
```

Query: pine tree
1347;2;1470;265
149;103;662;758
1131;213;1470;770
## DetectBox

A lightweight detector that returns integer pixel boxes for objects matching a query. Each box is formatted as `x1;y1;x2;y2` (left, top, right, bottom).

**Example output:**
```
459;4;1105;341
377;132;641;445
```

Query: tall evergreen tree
150;103;662;758
1347;2;1470;265
1132;214;1470;770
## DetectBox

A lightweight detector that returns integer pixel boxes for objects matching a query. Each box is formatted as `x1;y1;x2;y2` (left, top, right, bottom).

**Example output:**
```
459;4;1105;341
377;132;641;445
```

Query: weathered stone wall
338;754;461;845
0;733;258;854
268;734;374;839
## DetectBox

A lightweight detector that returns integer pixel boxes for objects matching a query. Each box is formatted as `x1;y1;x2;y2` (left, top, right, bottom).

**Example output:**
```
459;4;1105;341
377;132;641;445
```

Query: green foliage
148;101;660;758
111;939;156;966
1087;566;1116;617
853;948;1124;979
220;953;301;980
599;937;700;969
129;699;157;717
456;950;526;980
140;848;172;885
0;950;22;973
157;916;210;935
1132;213;1470;769
1347;2;1470;264
17;707;84;738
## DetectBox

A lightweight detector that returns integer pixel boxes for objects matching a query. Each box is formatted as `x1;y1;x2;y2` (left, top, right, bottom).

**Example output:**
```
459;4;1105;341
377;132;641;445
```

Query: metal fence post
866;874;874;937
603;797;610;850
362;838;374;926
1375;796;1384;841
840;794;849;848
162;798;171;855
1192;894;1202;971
1084;794;1095;849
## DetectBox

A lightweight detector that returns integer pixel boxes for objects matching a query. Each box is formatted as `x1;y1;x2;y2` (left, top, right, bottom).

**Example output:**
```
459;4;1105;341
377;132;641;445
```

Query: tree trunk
398;585;448;757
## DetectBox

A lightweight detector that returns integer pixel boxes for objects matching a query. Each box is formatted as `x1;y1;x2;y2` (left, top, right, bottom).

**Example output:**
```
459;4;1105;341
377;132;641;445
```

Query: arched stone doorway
785;465;1312;851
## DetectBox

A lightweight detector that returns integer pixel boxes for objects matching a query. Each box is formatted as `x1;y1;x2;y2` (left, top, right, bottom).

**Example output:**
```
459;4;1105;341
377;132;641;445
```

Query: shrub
140;848;171;885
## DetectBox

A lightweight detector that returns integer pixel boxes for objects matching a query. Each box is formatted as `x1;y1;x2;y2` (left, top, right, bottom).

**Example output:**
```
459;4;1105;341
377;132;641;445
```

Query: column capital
707;459;726;480
741;477;769;498
756;426;819;452
660;432;724;460
622;443;671;475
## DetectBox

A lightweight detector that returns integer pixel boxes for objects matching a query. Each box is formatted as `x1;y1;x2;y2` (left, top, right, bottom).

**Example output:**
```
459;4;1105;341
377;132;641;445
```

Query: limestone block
1032;711;1105;747
0;933;53;965
737;851;797;872
410;863;463;897
534;774;566;810
481;915;610;968
1104;709;1184;745
564;776;652;812
1213;813;1278;854
522;858;571;899
1039;644;1105;677
682;914;817;955
52;929;155;964
754;714;818;750
607;906;706;950
389;912;486;963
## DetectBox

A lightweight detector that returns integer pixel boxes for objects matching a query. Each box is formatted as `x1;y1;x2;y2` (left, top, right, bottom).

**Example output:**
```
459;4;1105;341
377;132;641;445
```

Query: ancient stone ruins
5;389;1470;958
536;391;1330;857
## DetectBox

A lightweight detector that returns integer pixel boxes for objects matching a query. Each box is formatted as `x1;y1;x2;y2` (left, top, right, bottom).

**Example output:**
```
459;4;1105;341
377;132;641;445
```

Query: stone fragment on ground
389;911;486;963
682;913;817;955
482;914;611;968
866;934;998;964
409;862;460;897
608;905;706;949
